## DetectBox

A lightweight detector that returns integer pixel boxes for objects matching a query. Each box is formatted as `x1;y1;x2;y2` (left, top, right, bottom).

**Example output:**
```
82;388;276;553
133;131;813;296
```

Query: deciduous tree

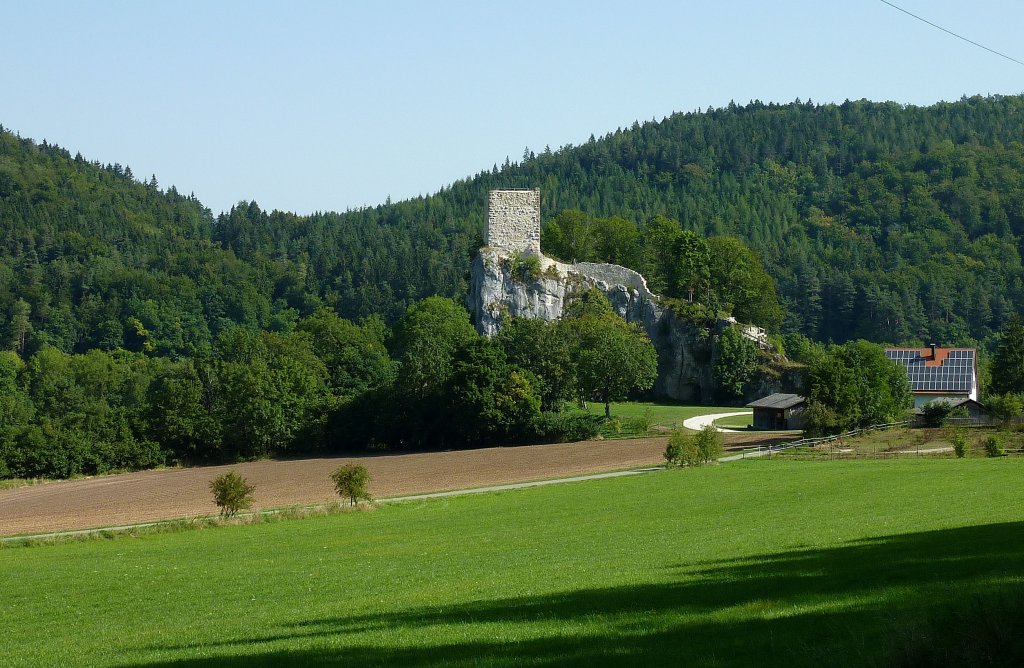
209;471;254;518
713;327;760;399
444;338;541;445
805;340;911;433
330;463;372;506
564;291;658;418
391;297;476;400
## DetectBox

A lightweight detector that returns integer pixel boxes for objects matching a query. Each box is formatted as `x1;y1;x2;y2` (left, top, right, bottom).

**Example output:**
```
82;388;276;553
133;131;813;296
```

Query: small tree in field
921;401;954;428
985;393;1022;427
209;471;254;518
331;463;372;506
665;429;700;467
984;435;1006;458
665;425;723;467
694;425;725;464
951;431;969;458
562;291;657;418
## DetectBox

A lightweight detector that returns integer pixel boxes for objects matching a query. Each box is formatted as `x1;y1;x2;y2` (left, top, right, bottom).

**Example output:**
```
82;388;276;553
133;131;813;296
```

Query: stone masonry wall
574;262;656;300
486;189;541;255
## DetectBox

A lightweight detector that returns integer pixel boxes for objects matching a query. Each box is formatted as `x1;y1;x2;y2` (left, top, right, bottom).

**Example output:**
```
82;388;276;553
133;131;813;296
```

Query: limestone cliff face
470;249;706;402
467;250;659;337
467;248;799;404
470;188;800;404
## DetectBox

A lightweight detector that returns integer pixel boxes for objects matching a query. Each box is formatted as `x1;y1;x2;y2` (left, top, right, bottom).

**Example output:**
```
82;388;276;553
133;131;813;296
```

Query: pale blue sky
2;1;1022;215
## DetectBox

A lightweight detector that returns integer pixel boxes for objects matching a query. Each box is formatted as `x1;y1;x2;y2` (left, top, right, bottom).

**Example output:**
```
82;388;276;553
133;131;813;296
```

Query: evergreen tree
991;315;1024;395
6;299;32;355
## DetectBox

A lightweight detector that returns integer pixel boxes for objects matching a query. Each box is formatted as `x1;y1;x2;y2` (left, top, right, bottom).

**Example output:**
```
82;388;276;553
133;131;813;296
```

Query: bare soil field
0;433;784;536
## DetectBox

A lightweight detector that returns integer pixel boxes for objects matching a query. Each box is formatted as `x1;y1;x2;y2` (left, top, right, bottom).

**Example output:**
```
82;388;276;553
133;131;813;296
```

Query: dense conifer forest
3;94;1024;477
6;95;1024;349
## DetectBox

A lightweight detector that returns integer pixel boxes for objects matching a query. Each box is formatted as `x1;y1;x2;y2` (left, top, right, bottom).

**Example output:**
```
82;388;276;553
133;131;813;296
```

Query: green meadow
711;413;756;429
2;459;1023;666
584;401;740;427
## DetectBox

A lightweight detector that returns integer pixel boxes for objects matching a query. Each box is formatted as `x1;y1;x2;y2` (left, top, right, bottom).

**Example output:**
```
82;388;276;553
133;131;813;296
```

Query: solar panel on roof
885;348;975;394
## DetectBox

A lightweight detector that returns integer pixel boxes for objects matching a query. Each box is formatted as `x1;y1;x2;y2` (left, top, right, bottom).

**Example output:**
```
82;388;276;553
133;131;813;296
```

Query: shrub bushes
951;431;969;458
0;424;165;479
598;412;652;439
802;401;845;437
623;410;653;435
530;411;603;443
984;392;1023;426
665;426;723;467
984;435;1006;458
507;251;542;282
694;425;725;463
921;401;954;428
665;430;699;468
664;299;719;328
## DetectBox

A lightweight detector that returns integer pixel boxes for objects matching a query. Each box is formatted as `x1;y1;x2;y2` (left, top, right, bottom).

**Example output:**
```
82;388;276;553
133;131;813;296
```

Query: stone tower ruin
485;188;541;255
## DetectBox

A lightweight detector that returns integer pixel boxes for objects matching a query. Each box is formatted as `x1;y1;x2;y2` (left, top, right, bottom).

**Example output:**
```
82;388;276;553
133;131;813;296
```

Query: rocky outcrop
649;313;716;403
468;248;800;404
468;249;661;338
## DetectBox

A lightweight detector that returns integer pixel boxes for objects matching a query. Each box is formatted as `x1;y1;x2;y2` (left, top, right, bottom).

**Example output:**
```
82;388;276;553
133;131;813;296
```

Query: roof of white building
884;347;976;394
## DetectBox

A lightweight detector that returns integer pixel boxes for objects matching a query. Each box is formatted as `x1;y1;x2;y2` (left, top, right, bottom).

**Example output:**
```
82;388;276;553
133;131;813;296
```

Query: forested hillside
215;95;1024;346
5;95;1024;479
5;95;1024;352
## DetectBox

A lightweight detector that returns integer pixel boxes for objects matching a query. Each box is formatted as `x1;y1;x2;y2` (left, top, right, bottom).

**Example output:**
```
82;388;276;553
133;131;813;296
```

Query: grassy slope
778;426;1024;460
2;459;1023;667
711;413;754;429
585;402;740;427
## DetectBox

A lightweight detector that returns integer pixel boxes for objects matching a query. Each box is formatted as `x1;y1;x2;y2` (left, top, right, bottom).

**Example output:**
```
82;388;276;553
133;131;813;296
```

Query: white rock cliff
468;189;793;403
468;247;728;402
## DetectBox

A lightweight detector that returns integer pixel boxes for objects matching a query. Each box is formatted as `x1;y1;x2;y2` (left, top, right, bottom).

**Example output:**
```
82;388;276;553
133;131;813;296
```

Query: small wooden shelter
746;393;806;430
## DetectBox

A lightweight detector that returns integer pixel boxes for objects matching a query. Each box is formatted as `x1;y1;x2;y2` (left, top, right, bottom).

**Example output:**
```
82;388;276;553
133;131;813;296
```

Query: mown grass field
585;401;740;427
2;459;1023;667
711;413;754;429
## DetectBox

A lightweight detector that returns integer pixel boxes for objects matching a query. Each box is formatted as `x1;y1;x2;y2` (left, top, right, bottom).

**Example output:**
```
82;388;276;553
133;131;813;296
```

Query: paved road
682;411;751;432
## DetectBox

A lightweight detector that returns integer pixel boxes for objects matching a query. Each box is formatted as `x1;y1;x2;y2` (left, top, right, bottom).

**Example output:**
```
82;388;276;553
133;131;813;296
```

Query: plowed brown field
0;433;783;536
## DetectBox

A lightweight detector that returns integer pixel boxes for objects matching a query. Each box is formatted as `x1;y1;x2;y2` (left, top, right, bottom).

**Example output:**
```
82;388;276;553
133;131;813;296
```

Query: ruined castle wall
574;262;656;300
486;189;541;255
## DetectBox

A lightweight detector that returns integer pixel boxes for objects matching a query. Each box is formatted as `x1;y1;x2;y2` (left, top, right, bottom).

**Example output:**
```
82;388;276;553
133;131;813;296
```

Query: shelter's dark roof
884;348;975;394
746;393;806;410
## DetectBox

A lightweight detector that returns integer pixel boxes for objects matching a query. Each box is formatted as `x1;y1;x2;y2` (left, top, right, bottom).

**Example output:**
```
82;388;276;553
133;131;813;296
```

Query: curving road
682;411;751;433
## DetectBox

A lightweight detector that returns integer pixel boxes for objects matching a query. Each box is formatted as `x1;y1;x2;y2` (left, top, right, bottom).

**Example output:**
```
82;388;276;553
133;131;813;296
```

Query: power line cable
879;0;1024;68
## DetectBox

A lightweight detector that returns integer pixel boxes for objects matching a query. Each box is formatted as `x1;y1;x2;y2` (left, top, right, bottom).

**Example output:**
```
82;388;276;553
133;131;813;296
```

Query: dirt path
0;433;785;536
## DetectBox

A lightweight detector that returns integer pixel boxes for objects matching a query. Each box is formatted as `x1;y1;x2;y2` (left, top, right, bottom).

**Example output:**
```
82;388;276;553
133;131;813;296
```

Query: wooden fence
939;415;1024;427
738;421;910;459
739;418;1023;460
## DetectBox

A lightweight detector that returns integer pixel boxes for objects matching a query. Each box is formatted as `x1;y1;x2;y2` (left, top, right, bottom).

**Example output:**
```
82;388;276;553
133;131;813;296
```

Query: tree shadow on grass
134;522;1024;667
